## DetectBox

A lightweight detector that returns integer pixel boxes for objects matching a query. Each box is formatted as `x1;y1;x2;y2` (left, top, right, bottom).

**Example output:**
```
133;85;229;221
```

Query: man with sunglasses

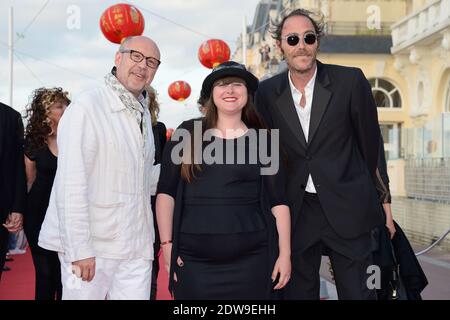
39;36;161;299
255;9;382;300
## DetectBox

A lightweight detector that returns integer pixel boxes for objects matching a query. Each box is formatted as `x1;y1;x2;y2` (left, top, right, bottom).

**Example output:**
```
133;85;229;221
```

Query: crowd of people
0;8;427;300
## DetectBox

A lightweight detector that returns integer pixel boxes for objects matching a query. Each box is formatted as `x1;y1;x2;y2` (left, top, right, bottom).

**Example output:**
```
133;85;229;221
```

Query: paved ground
319;243;450;300
2;242;447;300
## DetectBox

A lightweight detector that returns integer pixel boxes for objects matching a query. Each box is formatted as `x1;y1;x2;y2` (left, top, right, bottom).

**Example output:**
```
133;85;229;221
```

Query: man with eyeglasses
39;36;161;299
255;9;382;300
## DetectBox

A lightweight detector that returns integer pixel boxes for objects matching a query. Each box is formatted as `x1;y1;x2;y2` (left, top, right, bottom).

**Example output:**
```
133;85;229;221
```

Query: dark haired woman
23;87;70;300
156;61;291;299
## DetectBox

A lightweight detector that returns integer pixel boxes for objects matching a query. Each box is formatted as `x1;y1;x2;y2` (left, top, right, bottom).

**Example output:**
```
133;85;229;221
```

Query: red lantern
166;128;174;141
198;39;231;69
168;81;191;102
100;3;145;44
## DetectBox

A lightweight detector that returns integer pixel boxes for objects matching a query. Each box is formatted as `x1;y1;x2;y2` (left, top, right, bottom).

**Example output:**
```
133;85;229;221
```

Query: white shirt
39;84;160;263
288;67;318;193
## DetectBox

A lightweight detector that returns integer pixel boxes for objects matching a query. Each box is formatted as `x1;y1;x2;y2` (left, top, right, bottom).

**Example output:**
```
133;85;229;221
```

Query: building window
444;79;450;156
445;79;450;113
380;123;402;160
369;78;402;108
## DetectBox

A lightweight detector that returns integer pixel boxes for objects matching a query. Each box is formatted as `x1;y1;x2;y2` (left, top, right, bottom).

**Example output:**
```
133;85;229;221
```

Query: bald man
39;36;162;300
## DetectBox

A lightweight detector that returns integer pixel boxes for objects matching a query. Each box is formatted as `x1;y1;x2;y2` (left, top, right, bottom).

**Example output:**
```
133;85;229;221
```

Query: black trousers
0;227;9;281
29;244;62;300
285;192;377;300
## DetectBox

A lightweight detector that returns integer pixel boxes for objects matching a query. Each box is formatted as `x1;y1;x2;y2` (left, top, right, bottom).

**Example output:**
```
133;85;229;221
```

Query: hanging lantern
166;128;174;141
100;3;145;44
168;81;191;102
198;39;231;69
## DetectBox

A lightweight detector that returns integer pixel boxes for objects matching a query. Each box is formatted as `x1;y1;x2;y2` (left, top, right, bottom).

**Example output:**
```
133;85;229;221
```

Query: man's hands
2;212;23;233
72;257;96;282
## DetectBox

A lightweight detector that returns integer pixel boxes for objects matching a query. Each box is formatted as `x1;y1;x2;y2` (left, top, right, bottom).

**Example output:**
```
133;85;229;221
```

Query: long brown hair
146;85;160;126
180;77;266;182
24;87;70;156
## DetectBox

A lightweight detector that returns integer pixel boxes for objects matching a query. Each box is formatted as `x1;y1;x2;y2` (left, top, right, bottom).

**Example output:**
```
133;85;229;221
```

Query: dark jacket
0;102;26;222
152;121;167;165
255;61;383;241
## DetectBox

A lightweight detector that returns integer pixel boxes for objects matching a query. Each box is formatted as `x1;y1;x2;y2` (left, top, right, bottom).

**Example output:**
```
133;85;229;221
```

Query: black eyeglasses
281;32;317;46
120;49;161;69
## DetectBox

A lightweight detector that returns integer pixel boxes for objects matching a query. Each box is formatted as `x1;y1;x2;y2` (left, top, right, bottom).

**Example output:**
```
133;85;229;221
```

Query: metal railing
325;21;394;36
415;227;450;256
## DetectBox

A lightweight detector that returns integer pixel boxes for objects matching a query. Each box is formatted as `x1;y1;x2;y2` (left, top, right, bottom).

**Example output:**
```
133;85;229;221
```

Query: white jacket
39;84;160;263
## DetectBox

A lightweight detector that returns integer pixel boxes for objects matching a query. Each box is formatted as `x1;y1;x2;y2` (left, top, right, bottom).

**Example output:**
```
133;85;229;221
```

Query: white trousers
59;253;152;300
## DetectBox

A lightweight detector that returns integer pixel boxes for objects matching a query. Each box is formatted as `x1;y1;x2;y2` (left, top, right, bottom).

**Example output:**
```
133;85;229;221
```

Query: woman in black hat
156;61;291;299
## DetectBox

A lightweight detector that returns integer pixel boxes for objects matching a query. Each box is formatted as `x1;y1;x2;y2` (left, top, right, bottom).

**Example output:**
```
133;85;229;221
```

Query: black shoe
5;257;13;262
2;266;11;271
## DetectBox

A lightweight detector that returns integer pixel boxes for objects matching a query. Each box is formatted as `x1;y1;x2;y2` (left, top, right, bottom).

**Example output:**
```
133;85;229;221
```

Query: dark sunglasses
282;32;317;46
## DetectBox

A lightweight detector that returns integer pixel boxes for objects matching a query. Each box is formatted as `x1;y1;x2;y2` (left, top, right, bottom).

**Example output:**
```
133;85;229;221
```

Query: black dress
24;145;62;300
150;121;166;300
157;119;287;300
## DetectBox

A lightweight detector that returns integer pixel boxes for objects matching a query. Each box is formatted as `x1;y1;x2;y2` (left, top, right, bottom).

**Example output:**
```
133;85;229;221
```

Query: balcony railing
391;0;450;52
325;21;394;36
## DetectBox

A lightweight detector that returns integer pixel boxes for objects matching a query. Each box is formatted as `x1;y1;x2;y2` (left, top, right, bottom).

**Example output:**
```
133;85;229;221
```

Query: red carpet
0;248;172;300
0;250;35;300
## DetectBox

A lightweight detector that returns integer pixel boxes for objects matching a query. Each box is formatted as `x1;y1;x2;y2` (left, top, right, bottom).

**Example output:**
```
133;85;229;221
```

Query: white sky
0;0;261;129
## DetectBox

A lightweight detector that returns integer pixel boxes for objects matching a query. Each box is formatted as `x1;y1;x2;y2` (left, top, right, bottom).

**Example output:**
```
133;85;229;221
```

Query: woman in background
23;87;70;300
373;137;428;300
146;85;167;300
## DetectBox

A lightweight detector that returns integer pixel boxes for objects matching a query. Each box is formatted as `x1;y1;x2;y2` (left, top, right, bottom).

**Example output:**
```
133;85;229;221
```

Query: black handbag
372;224;408;300
386;253;408;300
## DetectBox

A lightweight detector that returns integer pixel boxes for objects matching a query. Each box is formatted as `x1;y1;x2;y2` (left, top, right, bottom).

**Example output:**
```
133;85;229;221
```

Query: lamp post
9;7;14;108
